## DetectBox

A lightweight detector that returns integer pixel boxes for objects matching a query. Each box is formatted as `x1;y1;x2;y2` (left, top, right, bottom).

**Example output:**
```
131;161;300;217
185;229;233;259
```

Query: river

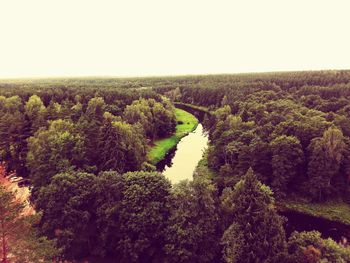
156;107;350;242
157;123;209;184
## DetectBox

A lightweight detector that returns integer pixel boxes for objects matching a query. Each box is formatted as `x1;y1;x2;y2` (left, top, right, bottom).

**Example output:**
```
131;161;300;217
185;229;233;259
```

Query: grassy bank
280;199;350;226
148;108;198;165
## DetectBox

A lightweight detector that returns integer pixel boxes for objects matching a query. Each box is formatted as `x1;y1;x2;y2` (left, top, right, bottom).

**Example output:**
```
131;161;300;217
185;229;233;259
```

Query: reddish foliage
303;245;321;263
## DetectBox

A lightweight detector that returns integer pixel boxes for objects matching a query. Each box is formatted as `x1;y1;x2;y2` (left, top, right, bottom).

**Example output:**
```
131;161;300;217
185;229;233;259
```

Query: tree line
1;73;350;262
155;71;350;203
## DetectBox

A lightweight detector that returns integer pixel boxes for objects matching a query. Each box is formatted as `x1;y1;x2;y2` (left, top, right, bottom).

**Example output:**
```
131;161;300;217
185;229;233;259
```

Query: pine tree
221;168;286;263
98;120;123;172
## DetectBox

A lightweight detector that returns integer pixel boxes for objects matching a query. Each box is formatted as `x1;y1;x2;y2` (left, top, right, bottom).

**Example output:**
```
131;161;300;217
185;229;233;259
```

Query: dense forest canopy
1;70;350;262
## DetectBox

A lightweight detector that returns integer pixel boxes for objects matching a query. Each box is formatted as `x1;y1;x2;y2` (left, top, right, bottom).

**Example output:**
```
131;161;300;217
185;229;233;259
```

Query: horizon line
0;68;349;80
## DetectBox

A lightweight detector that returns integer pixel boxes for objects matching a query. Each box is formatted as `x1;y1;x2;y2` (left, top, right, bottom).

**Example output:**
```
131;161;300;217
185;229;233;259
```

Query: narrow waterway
157;107;350;242
157;124;209;184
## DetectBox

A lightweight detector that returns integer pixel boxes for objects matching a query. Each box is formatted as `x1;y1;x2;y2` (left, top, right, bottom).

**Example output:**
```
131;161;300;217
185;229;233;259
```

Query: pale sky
0;0;349;78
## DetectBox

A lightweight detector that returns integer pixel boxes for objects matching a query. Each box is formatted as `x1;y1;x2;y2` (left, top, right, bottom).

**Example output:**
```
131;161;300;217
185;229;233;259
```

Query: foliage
307;126;346;201
98;119;147;173
27;119;85;188
117;171;171;262
35;172;98;259
220;168;286;263
287;231;350;262
282;199;350;226
0;185;58;262
164;178;219;262
2;72;350;261
123;98;176;140
270;135;304;197
148;108;198;165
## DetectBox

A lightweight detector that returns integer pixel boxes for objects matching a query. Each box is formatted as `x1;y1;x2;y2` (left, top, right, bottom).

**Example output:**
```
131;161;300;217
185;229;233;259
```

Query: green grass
148;108;198;165
281;199;350;226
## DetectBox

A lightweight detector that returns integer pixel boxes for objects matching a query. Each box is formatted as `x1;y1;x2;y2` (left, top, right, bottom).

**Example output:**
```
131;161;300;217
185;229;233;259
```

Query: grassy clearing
281;199;350;225
148;108;198;165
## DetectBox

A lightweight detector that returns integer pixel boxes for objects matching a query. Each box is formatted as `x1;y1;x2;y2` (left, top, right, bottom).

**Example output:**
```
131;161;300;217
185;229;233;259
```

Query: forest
1;70;350;262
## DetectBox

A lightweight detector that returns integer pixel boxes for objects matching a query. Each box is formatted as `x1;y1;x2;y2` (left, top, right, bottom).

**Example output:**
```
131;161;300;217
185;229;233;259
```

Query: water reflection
158;124;209;184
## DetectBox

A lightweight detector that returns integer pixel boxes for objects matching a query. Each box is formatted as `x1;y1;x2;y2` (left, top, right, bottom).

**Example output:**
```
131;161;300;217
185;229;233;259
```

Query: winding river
156;106;350;242
157;123;209;184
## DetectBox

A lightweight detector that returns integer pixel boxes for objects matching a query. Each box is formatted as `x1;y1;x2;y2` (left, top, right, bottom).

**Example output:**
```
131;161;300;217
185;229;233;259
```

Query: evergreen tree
98;120;121;171
79;97;106;167
221;168;286;263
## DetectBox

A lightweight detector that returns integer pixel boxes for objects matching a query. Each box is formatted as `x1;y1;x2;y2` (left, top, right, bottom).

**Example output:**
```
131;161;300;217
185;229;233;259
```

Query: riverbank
148;108;198;165
193;150;217;181
174;102;211;115
279;198;350;226
194;153;350;238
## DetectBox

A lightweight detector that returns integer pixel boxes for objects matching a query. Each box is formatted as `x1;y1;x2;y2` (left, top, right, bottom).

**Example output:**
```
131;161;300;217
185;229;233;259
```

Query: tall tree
93;171;125;257
221;168;286;263
36;172;97;260
307;126;346;201
270;135;304;197
24;95;47;133
123;98;176;140
117;171;171;262
164;178;219;263
27;119;85;188
79;97;106;167
98;120;147;173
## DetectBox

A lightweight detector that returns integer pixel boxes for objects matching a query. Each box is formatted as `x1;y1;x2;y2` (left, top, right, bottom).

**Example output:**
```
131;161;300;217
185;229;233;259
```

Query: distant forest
1;70;350;262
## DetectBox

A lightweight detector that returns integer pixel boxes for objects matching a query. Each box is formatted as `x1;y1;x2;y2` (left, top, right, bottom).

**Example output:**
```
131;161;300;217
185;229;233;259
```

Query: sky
0;0;349;78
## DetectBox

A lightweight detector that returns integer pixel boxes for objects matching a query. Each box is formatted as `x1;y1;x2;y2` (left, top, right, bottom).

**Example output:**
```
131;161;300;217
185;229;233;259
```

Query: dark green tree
270;135;304;197
98;120;147;173
27;119;85;188
164;178;219;263
307;126;346;201
117;171;171;262
36;172;98;260
93;171;125;257
78;97;106;167
221;168;286;263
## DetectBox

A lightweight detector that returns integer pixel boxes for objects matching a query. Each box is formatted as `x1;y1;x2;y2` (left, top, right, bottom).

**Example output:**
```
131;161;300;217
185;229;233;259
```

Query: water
281;210;350;242
156;114;350;241
157;124;209;184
